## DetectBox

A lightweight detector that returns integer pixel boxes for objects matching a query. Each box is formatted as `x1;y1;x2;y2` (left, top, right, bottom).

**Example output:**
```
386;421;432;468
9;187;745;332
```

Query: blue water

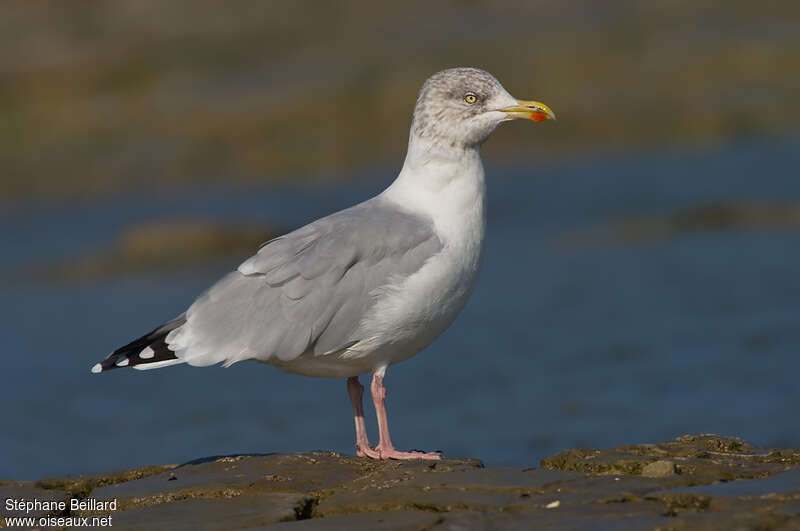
2;138;800;480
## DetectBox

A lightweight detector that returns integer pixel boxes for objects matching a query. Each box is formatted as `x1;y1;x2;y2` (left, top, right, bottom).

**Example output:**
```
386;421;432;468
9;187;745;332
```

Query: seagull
91;67;555;460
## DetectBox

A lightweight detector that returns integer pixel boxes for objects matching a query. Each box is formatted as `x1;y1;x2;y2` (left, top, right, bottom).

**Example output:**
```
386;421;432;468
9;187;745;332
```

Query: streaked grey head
411;68;512;148
411;67;555;149
412;68;516;148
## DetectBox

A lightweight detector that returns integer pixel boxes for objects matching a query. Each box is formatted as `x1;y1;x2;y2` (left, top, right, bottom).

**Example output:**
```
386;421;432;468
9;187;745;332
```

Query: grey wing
165;197;443;367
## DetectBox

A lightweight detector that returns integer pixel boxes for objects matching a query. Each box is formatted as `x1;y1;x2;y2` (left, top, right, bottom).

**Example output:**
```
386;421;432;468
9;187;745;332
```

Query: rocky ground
2;435;800;530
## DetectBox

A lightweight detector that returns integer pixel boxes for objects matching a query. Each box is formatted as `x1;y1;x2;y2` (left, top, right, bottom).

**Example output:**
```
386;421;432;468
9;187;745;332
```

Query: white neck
382;132;486;246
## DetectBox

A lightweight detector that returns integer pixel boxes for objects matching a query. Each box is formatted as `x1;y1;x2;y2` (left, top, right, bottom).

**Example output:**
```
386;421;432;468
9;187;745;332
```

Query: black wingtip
92;315;185;374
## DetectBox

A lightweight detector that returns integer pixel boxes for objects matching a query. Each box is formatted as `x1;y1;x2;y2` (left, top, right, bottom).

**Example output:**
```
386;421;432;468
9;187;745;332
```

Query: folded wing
164;197;443;367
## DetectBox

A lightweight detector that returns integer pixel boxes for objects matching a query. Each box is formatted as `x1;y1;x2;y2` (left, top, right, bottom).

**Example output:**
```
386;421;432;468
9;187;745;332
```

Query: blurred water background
1;1;799;480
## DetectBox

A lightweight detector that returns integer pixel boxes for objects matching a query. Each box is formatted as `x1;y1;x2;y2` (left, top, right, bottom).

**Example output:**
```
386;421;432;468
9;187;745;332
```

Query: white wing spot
139;347;155;359
116;358;130;367
133;358;185;371
91;363;102;374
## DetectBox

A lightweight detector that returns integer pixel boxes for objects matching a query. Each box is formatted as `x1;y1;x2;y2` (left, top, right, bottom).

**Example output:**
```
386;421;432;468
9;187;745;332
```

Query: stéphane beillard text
5;497;117;512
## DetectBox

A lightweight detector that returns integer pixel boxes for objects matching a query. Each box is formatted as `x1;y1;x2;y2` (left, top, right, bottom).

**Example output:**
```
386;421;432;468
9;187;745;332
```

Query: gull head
411;67;555;149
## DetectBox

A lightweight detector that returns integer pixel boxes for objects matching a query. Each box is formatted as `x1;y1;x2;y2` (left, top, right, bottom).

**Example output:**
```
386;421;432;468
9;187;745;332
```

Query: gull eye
464;93;478;104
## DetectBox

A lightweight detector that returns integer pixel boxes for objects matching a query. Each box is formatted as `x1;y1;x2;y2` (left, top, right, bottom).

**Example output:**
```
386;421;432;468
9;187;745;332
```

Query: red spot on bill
530;112;549;122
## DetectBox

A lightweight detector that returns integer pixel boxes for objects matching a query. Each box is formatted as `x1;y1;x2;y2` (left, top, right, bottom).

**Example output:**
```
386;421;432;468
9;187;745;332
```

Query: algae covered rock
6;435;800;530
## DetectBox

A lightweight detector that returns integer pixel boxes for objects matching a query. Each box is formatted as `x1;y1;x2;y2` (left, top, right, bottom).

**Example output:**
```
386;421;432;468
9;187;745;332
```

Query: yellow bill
499;100;556;122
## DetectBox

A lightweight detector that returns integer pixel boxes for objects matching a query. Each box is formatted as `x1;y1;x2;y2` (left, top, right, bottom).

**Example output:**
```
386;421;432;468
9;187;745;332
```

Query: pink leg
370;373;441;460
347;376;379;458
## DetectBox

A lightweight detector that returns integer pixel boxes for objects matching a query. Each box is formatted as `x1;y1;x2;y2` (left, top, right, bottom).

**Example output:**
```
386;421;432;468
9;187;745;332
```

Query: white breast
273;137;489;378
348;141;488;374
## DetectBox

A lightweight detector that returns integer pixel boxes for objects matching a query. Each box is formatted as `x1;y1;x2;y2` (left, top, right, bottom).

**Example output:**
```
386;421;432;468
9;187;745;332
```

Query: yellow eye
464;93;478;104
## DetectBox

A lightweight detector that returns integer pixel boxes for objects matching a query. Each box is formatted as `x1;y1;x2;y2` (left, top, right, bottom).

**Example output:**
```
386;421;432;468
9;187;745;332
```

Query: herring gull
91;67;555;460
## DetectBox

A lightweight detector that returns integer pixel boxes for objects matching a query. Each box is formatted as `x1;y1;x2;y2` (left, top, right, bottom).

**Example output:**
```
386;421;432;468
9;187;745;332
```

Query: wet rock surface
2;435;799;530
